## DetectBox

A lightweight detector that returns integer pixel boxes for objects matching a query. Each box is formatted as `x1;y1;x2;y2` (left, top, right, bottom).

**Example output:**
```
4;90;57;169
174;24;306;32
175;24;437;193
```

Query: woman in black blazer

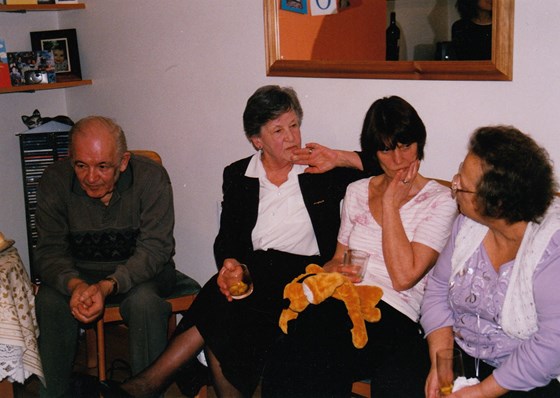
113;85;380;398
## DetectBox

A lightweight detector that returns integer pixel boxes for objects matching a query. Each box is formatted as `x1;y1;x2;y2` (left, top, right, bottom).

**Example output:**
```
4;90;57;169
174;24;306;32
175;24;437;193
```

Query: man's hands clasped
68;278;115;324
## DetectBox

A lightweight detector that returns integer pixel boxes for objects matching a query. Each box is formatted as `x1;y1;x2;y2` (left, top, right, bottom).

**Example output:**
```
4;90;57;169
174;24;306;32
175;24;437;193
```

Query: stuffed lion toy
279;264;383;349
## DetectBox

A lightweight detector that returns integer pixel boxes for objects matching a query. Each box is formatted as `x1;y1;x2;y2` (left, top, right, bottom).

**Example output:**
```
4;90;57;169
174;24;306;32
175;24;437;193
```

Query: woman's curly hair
469;125;557;223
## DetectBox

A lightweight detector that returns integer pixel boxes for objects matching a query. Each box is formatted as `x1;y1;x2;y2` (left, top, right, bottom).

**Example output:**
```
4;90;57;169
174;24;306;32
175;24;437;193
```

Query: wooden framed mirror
264;0;514;81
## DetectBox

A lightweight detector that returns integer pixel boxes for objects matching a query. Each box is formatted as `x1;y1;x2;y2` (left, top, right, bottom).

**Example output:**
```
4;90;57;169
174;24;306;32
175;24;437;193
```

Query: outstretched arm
291;143;364;173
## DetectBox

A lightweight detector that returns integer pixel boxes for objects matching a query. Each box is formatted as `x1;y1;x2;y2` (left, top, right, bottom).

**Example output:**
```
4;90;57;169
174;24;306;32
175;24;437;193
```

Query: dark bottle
386;12;400;61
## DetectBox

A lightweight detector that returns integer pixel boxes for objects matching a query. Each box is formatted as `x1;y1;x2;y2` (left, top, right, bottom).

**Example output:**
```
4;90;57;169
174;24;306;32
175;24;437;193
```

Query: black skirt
185;249;322;396
458;346;560;397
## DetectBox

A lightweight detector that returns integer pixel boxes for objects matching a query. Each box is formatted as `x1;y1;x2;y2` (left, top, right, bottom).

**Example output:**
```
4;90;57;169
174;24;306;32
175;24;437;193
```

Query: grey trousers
35;281;171;398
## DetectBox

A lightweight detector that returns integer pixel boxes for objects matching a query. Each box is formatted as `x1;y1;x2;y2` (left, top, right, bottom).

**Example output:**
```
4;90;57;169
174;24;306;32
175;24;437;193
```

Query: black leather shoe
99;380;133;398
175;359;209;398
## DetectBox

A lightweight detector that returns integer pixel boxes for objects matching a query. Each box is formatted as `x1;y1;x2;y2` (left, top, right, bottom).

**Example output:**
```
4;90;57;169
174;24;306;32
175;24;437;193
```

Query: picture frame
7;51;56;86
30;28;82;82
281;0;308;14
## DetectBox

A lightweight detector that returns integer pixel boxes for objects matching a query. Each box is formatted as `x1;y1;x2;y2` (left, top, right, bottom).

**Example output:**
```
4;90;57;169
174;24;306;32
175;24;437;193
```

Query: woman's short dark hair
469;125;557;223
456;0;481;20
243;85;303;139
360;95;426;162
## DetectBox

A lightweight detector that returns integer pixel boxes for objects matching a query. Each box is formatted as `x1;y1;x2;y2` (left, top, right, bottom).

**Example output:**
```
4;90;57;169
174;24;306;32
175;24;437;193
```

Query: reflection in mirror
384;0;492;62
450;0;493;60
264;0;514;81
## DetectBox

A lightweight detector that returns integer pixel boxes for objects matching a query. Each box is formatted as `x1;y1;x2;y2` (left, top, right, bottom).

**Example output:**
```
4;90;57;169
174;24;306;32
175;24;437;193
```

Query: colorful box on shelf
0;64;10;88
0;38;9;88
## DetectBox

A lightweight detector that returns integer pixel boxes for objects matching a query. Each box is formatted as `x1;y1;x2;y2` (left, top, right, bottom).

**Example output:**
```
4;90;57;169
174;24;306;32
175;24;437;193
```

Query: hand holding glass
224;263;253;299
437;348;465;396
340;249;369;282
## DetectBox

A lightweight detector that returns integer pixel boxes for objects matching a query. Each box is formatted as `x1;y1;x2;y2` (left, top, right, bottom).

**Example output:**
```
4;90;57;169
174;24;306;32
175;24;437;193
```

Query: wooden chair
351;380;371;397
85;150;202;382
86;270;201;381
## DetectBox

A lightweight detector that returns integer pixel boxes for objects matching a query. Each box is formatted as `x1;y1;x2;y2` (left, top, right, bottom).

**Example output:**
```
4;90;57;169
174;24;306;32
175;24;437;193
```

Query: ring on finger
308;148;313;154
402;179;409;184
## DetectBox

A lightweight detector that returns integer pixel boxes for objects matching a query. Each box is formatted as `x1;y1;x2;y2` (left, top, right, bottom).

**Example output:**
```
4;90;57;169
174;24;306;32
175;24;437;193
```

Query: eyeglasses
451;172;476;199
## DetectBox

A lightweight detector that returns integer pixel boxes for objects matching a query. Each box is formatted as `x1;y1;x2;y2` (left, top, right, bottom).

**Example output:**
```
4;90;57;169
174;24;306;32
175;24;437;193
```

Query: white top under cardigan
246;152;320;257
450;197;560;340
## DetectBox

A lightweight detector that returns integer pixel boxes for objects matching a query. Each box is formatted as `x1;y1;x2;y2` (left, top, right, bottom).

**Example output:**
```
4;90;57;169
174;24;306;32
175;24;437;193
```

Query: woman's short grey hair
242;85;303;138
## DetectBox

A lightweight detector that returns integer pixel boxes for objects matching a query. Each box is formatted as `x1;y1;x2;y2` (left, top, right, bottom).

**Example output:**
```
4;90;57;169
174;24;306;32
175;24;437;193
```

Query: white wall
1;0;559;285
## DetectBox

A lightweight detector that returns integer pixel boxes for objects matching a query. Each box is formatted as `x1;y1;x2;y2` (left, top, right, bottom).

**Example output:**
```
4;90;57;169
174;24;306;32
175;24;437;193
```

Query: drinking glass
341;249;369;282
225;263;253;299
437;348;465;396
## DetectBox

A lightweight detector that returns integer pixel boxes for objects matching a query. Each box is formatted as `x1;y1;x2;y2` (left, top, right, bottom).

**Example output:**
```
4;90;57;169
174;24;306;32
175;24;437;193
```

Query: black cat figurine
22;109;74;129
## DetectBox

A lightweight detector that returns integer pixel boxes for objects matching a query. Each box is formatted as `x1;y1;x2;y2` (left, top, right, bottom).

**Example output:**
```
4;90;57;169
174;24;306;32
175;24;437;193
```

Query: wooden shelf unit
17;129;70;279
0;79;92;94
0;2;90;93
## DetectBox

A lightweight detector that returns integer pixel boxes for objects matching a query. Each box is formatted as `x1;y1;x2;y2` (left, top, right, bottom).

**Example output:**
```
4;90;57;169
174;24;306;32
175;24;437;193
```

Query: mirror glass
264;0;513;80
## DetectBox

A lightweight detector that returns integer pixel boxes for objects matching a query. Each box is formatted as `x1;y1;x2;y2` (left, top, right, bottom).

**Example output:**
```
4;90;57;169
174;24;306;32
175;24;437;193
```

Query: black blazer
213;154;380;268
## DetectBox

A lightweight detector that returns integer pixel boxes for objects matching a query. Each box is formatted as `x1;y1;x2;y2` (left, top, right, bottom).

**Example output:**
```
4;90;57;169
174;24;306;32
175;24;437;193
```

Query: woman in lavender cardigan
421;126;560;397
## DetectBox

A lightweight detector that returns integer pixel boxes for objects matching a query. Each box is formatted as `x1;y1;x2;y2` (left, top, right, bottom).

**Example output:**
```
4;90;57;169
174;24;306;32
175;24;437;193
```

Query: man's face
71;125;130;205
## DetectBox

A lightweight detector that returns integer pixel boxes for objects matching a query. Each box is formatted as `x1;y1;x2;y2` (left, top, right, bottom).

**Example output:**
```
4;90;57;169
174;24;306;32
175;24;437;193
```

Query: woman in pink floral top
263;96;457;398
